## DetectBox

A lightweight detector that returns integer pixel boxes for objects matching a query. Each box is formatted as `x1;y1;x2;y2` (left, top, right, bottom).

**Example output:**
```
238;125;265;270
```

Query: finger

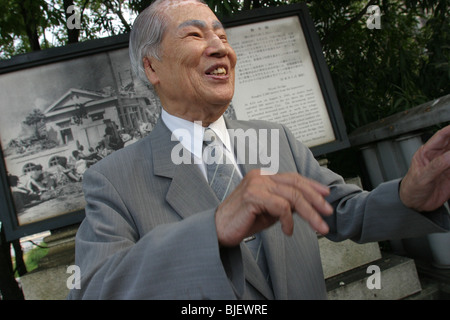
219;175;296;240
291;194;330;235
269;173;333;215
421;126;450;161
244;186;296;236
425;149;450;181
267;182;331;234
400;150;450;211
429;125;450;148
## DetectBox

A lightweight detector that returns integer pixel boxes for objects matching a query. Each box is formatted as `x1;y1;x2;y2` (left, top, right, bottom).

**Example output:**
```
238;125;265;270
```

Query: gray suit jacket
68;118;449;299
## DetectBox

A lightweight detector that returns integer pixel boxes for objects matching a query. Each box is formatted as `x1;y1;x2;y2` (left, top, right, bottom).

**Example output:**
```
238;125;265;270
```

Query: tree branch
104;0;131;33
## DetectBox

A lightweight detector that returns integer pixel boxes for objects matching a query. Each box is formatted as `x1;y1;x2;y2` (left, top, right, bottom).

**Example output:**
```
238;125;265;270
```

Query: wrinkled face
144;1;237;124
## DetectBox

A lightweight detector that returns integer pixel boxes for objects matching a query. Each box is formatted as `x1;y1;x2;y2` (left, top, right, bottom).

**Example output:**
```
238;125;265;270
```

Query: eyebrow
177;19;224;30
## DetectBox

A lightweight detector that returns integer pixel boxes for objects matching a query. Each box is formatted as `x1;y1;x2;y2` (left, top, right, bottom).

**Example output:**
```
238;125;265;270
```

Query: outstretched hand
215;170;334;247
400;125;450;212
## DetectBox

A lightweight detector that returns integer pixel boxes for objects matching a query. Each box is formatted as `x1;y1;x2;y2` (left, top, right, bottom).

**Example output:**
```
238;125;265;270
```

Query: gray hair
129;0;206;87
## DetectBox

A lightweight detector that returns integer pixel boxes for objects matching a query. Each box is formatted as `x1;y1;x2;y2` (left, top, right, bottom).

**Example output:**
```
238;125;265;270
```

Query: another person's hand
215;170;334;247
400;125;450;212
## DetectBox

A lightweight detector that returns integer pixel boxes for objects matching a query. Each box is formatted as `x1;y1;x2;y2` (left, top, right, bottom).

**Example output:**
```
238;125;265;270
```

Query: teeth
210;67;227;75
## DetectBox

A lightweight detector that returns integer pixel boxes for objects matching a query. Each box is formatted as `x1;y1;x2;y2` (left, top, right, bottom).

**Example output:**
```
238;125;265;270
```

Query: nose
205;34;228;57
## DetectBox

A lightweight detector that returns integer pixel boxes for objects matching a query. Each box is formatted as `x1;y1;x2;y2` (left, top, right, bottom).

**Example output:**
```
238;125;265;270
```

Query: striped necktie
203;128;271;286
203;128;240;202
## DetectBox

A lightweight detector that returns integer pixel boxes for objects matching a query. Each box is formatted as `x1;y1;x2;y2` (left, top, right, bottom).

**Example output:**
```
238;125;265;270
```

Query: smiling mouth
206;66;227;76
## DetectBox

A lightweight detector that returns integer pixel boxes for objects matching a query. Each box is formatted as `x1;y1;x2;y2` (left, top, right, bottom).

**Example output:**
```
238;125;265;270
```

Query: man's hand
215;170;334;247
400;125;450;212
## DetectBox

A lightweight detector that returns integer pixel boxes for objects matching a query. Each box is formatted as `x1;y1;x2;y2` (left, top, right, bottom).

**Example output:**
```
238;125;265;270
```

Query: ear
143;57;160;86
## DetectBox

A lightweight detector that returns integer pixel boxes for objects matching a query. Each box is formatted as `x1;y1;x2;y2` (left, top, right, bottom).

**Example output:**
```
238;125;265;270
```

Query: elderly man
68;0;449;299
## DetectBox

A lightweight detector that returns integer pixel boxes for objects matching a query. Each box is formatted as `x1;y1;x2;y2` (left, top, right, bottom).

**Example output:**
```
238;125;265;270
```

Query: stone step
19;264;71;300
405;278;442;300
319;235;382;279
326;253;422;300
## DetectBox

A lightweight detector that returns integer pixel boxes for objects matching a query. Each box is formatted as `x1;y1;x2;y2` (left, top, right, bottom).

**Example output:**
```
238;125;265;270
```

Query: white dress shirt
161;109;242;180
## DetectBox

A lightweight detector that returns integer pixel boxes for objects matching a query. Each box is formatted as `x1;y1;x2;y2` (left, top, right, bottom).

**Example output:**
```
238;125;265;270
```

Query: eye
219;34;228;42
188;32;202;38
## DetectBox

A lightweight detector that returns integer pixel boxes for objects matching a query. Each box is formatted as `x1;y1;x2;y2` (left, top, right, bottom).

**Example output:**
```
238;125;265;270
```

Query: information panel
227;16;335;148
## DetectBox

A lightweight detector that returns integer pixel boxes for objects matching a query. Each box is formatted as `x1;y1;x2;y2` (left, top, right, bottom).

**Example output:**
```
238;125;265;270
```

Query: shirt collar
161;109;232;160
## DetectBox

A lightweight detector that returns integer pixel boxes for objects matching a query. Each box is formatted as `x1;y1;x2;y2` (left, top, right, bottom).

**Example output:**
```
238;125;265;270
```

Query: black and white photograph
0;47;161;227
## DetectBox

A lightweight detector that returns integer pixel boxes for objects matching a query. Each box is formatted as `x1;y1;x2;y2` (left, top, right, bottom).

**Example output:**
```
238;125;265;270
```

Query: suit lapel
151;119;219;219
166;163;219;219
261;226;287;299
240;242;274;300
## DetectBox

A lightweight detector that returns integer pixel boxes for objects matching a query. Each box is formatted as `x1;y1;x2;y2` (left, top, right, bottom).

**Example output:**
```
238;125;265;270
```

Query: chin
211;91;234;105
212;98;233;111
203;102;231;122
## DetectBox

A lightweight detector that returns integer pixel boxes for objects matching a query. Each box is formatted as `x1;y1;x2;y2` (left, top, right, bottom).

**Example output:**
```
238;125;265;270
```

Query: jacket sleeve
67;168;239;300
281;124;450;243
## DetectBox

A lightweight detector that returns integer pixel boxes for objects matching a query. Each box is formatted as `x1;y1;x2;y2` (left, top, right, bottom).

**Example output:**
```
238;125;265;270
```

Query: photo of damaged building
3;79;159;226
